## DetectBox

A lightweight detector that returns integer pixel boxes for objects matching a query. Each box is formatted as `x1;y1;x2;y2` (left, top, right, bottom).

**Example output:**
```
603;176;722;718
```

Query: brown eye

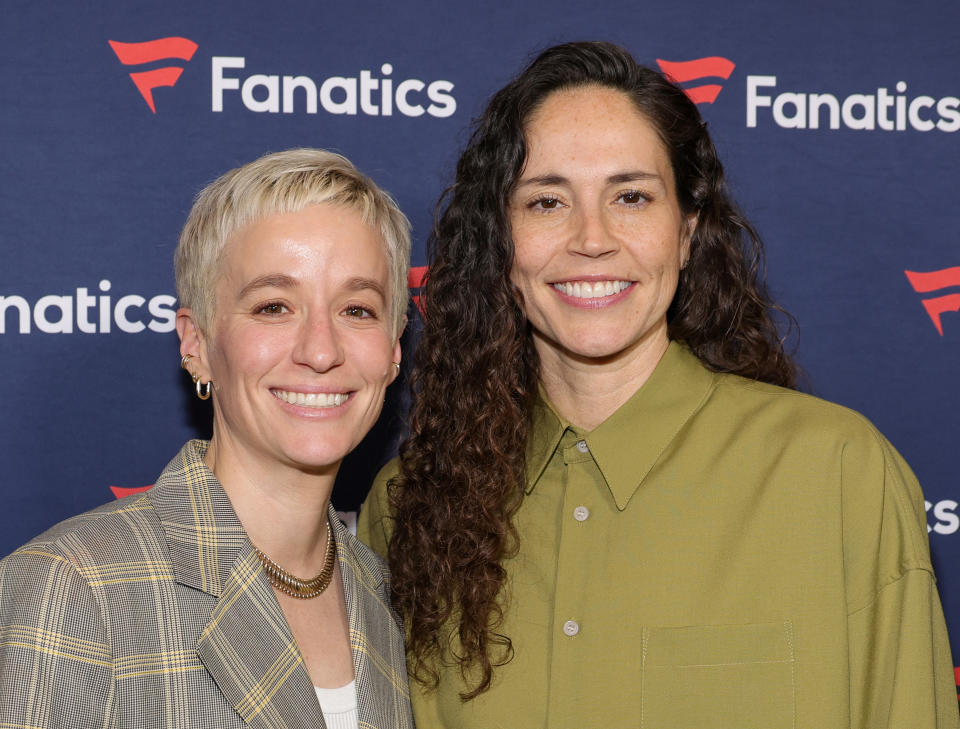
257;302;288;315
530;196;561;210
619;191;645;205
344;305;373;319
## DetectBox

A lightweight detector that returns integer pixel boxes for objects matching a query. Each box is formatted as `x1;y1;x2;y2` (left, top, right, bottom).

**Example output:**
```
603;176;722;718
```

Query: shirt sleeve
842;426;959;728
848;569;957;727
0;548;114;728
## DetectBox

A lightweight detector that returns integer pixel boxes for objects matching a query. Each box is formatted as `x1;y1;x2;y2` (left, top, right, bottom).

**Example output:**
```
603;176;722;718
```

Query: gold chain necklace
254;521;335;599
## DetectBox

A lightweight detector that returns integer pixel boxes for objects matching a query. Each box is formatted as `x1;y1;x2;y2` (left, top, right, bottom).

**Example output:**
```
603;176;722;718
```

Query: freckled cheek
615;218;657;244
627;231;685;264
510;241;552;289
511;216;555;255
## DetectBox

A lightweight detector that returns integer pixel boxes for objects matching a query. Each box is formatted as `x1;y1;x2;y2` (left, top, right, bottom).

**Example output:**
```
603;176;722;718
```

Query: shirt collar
525;386;568;491
525;341;716;510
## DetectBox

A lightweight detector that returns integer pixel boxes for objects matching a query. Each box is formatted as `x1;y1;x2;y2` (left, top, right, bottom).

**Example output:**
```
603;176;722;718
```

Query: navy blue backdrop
2;0;959;688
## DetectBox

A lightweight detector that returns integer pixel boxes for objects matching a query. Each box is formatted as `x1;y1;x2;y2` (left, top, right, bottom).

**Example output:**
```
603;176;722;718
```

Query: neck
204;432;338;576
536;331;670;431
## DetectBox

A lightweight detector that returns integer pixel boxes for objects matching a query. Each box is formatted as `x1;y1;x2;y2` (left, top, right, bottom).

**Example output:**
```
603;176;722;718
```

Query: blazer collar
149;439;247;597
194;506;399;728
152;441;403;727
334;512;411;728
196;544;325;728
148;441;317;725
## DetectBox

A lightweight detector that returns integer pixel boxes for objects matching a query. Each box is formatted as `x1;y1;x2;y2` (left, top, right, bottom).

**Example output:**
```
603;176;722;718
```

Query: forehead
522;86;672;174
219;203;389;282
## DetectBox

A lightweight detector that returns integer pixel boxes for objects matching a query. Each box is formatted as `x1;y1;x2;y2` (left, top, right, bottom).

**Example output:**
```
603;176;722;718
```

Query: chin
561;336;636;361
292;457;347;474
281;442;353;472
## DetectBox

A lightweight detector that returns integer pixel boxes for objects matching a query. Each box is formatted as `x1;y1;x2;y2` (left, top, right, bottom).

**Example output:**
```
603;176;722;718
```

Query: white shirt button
562;620;580;637
575;439;589;453
573;505;590;522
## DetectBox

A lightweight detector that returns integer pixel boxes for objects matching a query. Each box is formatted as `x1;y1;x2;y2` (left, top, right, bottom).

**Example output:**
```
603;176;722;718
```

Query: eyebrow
238;273;298;299
516;170;663;188
345;276;387;301
238;273;387;301
608;171;662;185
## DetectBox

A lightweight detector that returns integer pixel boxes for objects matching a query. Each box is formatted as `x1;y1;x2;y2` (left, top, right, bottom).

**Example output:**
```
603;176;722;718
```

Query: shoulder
1;491;168;617
356;457;401;559
3;491;161;570
704;371;913;467
711;372;878;433
708;371;920;497
371;457;402;493
712;372;909;463
0;493;164;638
709;372;930;593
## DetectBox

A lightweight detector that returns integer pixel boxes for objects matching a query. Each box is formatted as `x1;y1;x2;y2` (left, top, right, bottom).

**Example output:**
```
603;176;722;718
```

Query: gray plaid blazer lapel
152;441;323;729
195;549;324;729
333;509;414;729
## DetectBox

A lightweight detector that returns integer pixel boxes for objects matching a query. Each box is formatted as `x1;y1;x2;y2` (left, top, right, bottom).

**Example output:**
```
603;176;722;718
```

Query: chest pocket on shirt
640;621;796;729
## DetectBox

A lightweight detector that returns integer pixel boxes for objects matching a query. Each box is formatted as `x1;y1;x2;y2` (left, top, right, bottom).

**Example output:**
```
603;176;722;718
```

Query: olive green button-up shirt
359;342;959;729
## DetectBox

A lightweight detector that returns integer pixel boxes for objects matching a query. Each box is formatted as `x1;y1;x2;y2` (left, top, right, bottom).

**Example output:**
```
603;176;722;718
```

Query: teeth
272;390;349;408
553;280;630;299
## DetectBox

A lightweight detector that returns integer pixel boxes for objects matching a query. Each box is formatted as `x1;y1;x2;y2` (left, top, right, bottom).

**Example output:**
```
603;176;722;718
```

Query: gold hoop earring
195;379;212;400
180;354;193;370
392;361;401;374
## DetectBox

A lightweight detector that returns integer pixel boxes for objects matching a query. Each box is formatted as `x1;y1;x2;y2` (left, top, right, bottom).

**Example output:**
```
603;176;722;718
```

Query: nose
292;310;345;372
569;203;619;258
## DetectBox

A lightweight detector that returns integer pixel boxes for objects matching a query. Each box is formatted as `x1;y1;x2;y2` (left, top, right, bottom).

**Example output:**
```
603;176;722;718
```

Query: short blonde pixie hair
175;148;411;337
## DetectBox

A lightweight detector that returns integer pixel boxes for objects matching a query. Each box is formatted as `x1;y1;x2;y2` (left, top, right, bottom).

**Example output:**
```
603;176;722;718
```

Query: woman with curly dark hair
359;41;957;729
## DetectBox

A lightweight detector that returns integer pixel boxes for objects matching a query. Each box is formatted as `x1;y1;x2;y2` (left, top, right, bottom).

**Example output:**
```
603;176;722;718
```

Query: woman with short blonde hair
0;148;415;729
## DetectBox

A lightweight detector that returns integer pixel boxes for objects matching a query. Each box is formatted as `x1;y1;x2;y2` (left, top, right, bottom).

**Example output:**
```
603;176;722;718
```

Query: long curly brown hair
387;41;798;700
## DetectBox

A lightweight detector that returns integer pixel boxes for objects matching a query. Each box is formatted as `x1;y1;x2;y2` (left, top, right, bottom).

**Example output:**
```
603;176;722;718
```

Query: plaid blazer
0;440;414;729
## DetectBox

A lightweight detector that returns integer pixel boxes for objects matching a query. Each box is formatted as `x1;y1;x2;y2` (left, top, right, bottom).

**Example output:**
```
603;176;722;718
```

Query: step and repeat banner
2;0;958;683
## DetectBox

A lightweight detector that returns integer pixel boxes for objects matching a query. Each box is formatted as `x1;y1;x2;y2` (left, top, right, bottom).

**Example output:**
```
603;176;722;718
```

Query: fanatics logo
656;57;736;105
408;266;427;315
110;485;153;499
904;267;960;336
108;36;198;113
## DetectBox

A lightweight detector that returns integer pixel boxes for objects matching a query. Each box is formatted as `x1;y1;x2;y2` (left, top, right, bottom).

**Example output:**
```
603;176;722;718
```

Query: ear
176;308;213;382
389;336;403;384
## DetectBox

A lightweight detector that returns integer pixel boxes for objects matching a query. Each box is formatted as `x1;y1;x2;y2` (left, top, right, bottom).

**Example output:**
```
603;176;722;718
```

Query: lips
271;389;350;408
551;280;632;299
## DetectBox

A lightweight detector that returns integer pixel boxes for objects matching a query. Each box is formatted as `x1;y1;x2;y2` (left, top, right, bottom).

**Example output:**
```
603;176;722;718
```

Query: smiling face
179;203;400;477
509;85;696;371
